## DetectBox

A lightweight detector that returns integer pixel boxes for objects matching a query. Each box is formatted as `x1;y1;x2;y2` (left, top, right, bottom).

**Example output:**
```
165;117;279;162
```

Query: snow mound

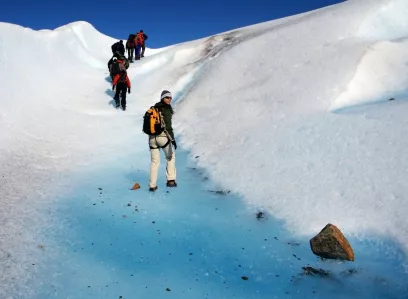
357;0;408;41
330;38;408;112
331;0;408;112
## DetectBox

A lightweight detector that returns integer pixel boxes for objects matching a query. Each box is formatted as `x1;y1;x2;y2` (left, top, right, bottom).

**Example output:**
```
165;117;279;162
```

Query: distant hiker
111;41;119;54
137;30;148;58
111;40;125;55
126;34;136;62
109;57;125;80
112;70;131;110
134;30;148;60
143;90;177;192
134;34;142;60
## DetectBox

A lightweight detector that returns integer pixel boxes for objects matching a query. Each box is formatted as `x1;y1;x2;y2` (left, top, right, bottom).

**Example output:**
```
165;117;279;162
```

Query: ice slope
34;153;408;299
1;0;408;297
0;20;179;298
174;0;408;248
0;21;132;298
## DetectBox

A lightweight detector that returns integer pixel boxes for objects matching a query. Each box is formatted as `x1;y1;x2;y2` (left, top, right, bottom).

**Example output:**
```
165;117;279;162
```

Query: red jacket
136;32;144;46
113;74;131;88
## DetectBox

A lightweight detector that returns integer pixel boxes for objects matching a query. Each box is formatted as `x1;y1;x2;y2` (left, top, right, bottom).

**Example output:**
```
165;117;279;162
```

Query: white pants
149;134;176;188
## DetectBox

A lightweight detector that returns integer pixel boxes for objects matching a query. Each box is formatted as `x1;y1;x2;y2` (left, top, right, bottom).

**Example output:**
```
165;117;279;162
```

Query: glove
128;89;131;94
171;140;177;150
112;85;115;91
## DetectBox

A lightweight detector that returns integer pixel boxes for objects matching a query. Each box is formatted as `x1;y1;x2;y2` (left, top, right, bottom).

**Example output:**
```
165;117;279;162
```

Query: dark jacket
154;101;174;140
118;42;125;54
112;42;125;55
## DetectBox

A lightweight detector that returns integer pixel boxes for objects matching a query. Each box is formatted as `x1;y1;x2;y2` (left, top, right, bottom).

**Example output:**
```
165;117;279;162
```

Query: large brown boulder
310;223;354;261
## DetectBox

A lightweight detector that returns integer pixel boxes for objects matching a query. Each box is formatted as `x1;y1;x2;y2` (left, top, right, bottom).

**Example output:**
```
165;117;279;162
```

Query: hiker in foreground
143;90;177;192
112;70;131;110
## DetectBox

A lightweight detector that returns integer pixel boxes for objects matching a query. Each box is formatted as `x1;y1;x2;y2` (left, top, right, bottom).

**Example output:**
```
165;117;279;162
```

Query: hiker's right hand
112;85;115;91
171;140;177;150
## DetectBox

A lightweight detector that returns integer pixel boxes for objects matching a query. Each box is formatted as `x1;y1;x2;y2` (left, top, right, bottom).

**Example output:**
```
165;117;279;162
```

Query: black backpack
127;34;136;48
110;61;120;76
127;34;136;42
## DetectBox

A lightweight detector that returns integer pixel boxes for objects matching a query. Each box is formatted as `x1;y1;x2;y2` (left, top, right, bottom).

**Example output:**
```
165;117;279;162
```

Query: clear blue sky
1;0;344;48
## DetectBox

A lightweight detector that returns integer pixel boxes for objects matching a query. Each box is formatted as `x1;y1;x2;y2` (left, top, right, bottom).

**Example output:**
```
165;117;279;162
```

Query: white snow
177;0;408;242
330;38;408;111
1;0;408;297
357;0;408;41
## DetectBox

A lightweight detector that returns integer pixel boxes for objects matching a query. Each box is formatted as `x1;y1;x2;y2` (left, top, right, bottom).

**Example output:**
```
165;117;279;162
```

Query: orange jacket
113;74;131;88
136;32;144;45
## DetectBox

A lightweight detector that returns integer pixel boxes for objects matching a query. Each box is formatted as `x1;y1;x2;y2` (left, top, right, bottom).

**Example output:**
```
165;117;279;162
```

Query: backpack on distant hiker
110;61;121;76
143;107;164;136
117;55;130;69
126;34;136;49
117;60;127;72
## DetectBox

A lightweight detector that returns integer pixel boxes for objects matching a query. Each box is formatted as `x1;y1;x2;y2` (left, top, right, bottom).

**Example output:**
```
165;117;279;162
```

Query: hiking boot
166;180;177;187
122;107;126;111
149;186;158;192
115;102;120;108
